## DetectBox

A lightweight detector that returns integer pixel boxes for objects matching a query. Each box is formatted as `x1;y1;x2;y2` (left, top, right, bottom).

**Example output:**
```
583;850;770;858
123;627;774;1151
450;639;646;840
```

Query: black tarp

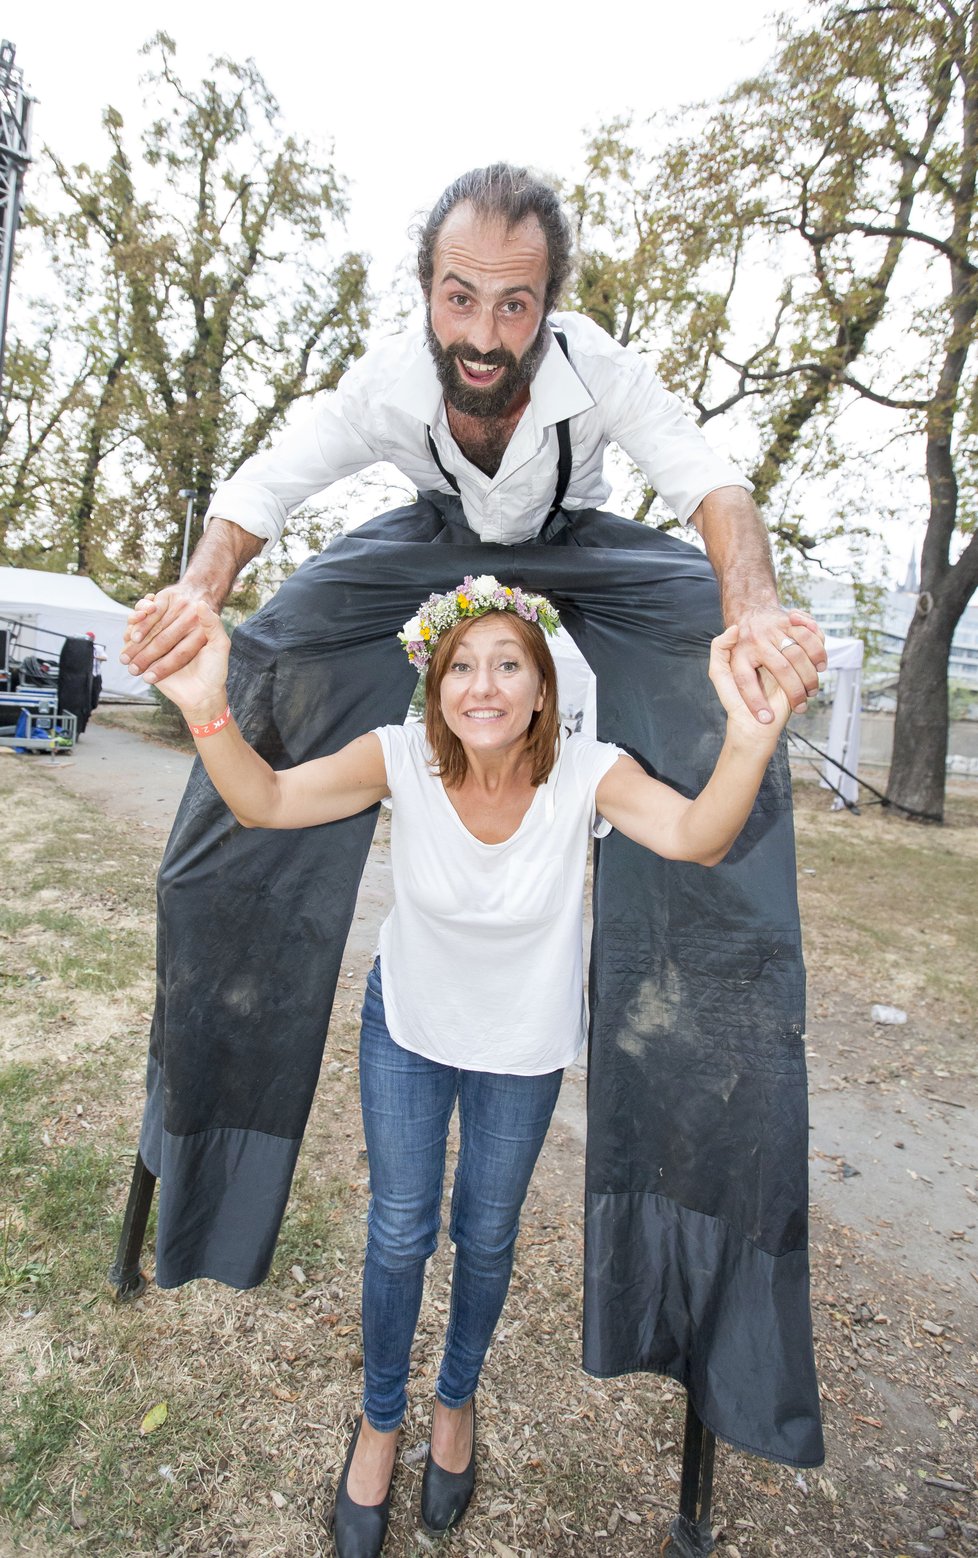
138;493;824;1468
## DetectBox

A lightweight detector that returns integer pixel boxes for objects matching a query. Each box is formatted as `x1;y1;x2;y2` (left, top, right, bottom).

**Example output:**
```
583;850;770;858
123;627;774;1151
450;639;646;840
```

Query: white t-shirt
374;723;622;1075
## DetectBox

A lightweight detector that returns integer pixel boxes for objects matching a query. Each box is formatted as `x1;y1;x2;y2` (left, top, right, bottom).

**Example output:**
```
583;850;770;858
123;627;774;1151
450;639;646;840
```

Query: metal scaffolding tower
0;40;34;396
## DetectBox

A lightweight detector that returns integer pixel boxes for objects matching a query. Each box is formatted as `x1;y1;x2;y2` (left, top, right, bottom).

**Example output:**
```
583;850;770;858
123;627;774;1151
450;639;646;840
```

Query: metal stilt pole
107;1152;156;1301
660;1396;717;1556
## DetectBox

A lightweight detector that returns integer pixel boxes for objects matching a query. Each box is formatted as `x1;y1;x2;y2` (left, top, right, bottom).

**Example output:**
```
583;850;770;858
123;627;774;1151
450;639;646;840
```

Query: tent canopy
0;567;150;700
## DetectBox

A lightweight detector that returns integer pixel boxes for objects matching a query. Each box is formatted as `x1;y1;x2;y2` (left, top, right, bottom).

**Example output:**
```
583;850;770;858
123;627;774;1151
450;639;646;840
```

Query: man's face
426;203;550;419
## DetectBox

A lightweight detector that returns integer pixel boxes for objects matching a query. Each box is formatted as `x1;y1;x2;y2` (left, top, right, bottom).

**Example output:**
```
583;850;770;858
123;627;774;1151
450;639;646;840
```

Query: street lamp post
178;489;196;579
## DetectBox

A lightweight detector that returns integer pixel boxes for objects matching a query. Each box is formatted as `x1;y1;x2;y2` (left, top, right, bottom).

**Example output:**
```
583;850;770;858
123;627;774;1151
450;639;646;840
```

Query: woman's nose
472;662;497;695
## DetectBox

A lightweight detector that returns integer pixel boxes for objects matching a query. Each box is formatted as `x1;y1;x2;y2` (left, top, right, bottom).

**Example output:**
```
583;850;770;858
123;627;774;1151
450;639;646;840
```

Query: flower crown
398;575;561;671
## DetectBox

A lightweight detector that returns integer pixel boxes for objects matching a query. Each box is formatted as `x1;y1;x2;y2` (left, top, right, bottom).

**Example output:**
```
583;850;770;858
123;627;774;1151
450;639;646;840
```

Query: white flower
400;615;422;642
470;574;501;598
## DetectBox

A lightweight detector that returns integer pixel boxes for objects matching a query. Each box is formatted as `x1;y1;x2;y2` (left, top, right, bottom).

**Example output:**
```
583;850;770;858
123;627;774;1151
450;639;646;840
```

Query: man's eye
450;295;470;307
501;299;525;314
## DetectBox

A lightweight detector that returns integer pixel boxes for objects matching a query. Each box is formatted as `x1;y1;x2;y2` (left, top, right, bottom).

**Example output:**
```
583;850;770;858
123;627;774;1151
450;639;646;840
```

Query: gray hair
417;164;574;315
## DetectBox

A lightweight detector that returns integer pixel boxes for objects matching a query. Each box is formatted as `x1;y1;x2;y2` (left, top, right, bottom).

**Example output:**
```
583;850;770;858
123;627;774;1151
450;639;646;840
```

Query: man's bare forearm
692;487;779;623
183;518;265;609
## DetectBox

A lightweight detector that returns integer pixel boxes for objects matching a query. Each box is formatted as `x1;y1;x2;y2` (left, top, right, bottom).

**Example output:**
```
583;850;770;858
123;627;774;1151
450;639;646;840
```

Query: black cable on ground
786;727;943;825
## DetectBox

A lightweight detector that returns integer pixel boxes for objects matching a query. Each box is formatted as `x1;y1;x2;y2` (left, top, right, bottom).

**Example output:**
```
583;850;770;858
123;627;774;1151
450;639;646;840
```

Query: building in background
804;554;978;690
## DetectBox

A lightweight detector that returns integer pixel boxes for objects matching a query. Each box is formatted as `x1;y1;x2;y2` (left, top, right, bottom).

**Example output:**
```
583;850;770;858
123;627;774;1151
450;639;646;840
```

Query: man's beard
425;314;550;419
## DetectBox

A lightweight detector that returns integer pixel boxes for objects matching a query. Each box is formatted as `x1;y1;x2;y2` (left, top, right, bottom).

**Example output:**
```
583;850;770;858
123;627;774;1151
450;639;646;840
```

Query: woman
150;574;803;1558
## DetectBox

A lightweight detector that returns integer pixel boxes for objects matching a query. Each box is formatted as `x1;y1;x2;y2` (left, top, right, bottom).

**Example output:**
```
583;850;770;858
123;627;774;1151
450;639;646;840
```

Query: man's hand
709;623;791;744
120;518;263;683
152;602;232;721
727;605;826;726
693;488;828;724
122;581;214;684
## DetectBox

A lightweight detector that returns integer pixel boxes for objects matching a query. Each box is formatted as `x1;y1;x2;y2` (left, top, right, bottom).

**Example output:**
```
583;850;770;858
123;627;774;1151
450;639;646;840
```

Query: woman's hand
709;623;796;747
148;601;231;722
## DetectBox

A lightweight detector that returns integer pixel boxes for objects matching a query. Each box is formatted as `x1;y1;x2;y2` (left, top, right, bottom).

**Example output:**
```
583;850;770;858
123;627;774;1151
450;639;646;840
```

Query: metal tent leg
660;1396;717;1556
107;1151;156;1301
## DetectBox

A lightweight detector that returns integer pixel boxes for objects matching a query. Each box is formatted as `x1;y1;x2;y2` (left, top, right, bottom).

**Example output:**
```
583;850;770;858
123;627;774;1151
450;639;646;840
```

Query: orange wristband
188;705;231;738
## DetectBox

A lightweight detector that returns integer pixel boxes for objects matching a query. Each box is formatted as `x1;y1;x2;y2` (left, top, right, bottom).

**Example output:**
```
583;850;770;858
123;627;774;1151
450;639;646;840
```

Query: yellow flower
420;623;431;639
457;593;470;609
503;587;513;597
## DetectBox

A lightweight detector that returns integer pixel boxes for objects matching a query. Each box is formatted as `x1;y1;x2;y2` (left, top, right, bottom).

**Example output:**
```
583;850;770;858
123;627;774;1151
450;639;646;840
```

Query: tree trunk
70;351;127;574
886;596;956;824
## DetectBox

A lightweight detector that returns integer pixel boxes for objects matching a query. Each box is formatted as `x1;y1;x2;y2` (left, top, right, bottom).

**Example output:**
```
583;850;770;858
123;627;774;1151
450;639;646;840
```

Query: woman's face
438;614;545;760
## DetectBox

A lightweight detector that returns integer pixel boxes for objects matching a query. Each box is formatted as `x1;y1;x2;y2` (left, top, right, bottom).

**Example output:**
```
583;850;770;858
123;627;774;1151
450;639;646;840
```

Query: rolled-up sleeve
609;353;752;523
205;375;381;555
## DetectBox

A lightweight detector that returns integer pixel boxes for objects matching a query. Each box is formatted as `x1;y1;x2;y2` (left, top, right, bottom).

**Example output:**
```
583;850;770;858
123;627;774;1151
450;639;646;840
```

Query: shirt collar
384;323;595;430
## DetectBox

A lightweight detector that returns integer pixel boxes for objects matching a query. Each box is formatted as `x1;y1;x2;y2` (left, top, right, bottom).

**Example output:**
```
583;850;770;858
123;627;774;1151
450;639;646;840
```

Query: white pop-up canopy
552;627;864;805
820;633;864;806
0;567;150;700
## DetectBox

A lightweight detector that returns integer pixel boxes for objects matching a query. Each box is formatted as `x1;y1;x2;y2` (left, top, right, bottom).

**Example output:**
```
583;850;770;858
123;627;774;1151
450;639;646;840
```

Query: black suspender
425;328;573;522
551;331;572;517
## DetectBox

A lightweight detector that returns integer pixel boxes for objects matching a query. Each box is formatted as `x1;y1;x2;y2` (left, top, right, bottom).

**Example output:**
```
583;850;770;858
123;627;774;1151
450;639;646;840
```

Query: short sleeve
560;734;623;838
591;745;623;838
374;722;433;797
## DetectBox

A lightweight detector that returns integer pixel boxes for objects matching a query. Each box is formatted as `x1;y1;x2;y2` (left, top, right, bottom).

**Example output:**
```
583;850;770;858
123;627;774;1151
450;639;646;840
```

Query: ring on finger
779;635;796;652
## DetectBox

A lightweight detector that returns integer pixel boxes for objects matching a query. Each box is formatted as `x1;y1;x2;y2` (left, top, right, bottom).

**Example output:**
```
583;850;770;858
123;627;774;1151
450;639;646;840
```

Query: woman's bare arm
151;602;389;829
595;625;796;865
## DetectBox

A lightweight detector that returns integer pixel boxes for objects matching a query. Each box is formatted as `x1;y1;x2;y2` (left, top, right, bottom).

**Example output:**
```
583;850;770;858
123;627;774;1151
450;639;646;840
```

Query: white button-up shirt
205;311;751;554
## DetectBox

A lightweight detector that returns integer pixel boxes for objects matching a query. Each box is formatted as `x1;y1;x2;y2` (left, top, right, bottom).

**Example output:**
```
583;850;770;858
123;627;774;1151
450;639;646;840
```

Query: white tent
821;633;864;807
552;626;864;805
0;567;151;700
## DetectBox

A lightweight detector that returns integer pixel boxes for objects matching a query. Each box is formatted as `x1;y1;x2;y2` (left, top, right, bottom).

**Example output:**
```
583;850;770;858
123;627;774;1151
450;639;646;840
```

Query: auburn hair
424;612;561;790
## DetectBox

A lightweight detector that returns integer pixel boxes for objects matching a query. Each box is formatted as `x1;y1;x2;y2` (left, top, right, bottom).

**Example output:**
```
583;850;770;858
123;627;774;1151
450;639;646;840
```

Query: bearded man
122;165;825;1480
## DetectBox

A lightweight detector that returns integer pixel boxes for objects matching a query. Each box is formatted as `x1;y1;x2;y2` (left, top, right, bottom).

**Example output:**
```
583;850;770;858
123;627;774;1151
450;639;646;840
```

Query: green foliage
1;34;371;593
570;0;978;814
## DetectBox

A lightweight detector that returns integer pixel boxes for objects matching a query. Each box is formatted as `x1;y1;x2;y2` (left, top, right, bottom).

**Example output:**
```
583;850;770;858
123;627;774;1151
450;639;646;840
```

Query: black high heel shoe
420;1400;476;1535
329;1417;395;1558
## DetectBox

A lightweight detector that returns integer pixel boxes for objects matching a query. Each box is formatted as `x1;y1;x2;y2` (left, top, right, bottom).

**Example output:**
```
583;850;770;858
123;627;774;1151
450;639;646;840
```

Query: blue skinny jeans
358;959;563;1432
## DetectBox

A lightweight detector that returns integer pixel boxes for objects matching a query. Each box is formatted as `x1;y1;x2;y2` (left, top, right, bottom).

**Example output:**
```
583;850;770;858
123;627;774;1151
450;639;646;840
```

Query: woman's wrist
722;719;780;764
185;693;231;732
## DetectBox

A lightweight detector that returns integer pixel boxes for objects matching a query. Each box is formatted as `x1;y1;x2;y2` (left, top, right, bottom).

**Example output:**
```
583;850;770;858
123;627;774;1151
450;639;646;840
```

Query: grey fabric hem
151;1123;302;1291
583;1189;824;1468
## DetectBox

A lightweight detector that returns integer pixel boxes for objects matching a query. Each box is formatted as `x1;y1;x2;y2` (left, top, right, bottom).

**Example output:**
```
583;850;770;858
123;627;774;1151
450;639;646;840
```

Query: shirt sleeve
603;347;752;524
564;734;623;838
204;358;383;555
372;724;405;793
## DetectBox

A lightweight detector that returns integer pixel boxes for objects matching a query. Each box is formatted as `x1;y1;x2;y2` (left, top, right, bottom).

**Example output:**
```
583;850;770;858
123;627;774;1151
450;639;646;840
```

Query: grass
0;1372;87;1519
0;754;976;1554
793;784;978;1069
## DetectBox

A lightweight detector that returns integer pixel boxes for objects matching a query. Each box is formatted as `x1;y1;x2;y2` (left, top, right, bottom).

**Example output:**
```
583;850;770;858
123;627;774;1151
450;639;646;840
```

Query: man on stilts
122;164;826;1486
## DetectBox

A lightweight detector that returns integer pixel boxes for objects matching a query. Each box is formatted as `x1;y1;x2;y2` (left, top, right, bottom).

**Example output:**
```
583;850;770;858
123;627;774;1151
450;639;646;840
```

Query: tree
6;34;370;592
570;0;978;821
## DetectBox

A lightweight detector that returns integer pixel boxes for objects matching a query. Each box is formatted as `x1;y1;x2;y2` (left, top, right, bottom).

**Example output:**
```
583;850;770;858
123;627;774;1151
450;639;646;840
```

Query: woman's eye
499;660;519;673
450;661;470;673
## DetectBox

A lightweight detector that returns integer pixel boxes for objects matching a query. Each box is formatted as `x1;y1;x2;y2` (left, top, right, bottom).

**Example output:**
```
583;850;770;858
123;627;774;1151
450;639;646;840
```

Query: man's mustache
445;344;515;369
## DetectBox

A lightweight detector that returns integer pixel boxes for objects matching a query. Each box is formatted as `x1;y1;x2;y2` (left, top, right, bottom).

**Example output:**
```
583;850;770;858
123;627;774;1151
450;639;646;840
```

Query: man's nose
468;309;501;354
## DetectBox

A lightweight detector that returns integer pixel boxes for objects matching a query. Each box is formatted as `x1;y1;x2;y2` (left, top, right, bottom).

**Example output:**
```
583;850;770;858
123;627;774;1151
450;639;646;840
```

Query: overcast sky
7;1;923;585
11;0;790;295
